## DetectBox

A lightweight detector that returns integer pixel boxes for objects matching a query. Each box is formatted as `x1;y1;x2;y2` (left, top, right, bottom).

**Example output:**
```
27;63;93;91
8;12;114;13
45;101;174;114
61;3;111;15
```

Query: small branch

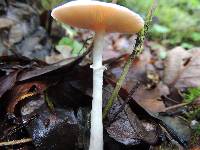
162;103;188;112
103;0;157;119
0;138;32;147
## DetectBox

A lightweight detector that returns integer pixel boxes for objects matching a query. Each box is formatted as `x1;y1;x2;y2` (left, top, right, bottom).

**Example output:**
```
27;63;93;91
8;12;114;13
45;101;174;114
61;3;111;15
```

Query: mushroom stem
89;30;105;150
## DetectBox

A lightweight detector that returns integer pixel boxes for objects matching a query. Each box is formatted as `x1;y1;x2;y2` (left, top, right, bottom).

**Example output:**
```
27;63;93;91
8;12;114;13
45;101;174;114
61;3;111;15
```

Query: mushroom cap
51;0;144;33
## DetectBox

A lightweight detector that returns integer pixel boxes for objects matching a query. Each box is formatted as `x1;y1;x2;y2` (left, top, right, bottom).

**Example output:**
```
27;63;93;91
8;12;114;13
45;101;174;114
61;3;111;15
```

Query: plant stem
162;103;188;112
89;31;105;150
103;0;157;119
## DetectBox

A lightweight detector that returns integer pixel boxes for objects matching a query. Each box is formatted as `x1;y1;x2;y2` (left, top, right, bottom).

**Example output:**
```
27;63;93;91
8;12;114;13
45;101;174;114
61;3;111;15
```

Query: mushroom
51;1;144;150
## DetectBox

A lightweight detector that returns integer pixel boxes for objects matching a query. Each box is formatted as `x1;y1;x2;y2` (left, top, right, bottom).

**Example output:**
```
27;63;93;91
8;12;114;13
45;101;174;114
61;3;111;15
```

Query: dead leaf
106;109;141;145
46;46;72;64
132;83;169;113
23;104;79;150
176;50;200;88
0;18;14;29
104;84;160;146
18;50;90;81
164;47;200;88
106;99;158;146
104;75;189;147
190;147;200;150
17;57;77;81
103;49;121;61
137;98;165;113
113;37;130;51
0;71;19;98
106;49;152;92
6;81;46;113
164;47;191;85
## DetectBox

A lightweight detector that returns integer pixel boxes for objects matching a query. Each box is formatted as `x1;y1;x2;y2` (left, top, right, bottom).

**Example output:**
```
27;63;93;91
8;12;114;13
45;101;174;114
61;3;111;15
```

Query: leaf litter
0;0;199;150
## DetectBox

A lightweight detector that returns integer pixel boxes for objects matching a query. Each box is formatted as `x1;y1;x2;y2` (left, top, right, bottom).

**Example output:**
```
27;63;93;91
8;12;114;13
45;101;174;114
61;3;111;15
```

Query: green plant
190;122;200;146
184;87;200;103
115;0;200;47
41;0;64;10
186;108;200;120
56;37;86;57
183;87;200;140
194;124;200;135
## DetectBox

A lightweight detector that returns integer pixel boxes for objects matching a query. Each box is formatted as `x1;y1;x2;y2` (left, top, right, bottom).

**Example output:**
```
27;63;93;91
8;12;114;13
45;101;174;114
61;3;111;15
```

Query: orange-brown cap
51;0;144;33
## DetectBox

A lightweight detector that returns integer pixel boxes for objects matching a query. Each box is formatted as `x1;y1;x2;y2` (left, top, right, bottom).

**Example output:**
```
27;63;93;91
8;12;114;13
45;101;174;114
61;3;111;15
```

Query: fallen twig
162;103;188;112
103;0;157;119
0;138;32;147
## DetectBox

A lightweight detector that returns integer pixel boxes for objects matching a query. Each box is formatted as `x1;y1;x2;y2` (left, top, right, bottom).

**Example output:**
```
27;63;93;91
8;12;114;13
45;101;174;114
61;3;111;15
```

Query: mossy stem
103;0;157;119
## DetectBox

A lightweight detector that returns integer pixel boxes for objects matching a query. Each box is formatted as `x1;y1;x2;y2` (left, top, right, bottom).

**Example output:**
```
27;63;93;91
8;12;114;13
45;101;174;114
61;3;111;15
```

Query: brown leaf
0;18;14;29
190;147;200;150
176;50;200;88
6;81;46;113
106;93;160;145
164;47;200;88
137;98;165;113
132;83;168;113
18;50;89;81
106;49;152;91
0;71;19;98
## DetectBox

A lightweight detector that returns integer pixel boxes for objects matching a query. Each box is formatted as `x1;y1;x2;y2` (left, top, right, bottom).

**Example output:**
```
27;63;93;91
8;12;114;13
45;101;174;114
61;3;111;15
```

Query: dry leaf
164;47;200;88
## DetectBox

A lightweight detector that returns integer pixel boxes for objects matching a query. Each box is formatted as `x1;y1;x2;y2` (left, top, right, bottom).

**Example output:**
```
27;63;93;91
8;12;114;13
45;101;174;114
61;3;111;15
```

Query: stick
0;138;32;147
162;103;188;112
103;0;157;119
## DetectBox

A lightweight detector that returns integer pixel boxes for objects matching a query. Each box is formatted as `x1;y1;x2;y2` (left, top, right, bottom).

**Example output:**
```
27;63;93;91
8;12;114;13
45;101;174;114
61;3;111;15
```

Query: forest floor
0;1;200;150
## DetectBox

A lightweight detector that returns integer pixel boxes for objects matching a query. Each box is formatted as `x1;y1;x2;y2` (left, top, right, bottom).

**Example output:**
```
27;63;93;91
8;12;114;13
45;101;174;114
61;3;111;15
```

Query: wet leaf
106;99;160;145
23;104;79;150
106;100;141;145
6;81;46;113
158;116;191;146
